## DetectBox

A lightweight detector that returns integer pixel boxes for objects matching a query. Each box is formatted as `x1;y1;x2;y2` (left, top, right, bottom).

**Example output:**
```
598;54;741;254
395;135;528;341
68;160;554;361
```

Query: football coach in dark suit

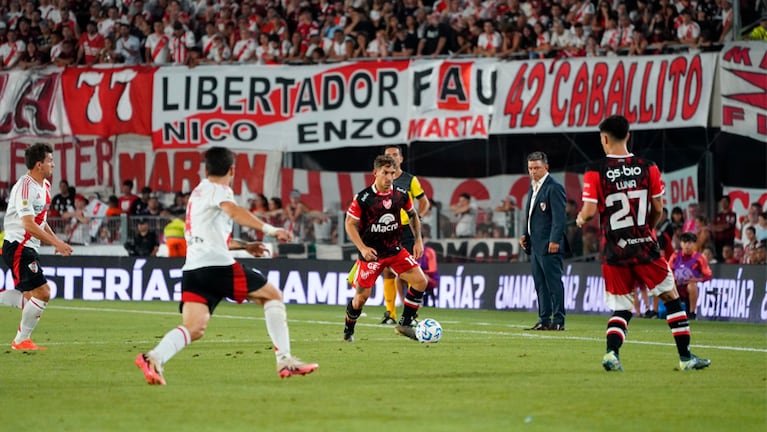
519;151;567;331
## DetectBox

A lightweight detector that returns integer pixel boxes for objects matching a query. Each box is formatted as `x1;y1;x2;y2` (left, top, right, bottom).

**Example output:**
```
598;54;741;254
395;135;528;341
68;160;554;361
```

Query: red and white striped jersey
49;42;63;61
3;174;51;251
677;21;700;40
207;42;231;63
39;5;56;22
98;18;116;37
572;1;595;24
619;24;634;47
170;31;195;65
477;31;502;50
145;33;170;64
0;40;26;68
232;38;257;62
200;33;216;57
600;28;619;49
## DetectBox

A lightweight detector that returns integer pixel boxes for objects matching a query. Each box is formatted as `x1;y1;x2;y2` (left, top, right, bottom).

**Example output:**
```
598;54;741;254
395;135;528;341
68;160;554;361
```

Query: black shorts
400;226;415;254
181;262;268;314
2;241;48;291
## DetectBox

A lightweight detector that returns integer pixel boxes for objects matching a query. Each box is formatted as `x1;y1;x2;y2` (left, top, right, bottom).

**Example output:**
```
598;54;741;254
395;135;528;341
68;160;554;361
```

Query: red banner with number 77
61;65;156;137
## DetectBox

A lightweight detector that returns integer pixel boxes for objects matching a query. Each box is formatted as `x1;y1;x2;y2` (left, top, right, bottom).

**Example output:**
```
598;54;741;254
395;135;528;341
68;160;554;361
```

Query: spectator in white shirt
475;20;502;56
549;19;573;50
366;28;389;58
0;30;27;70
206;34;231;63
618;14;634;48
98;6;119;37
231;28;257;63
570;22;588;48
170;21;195;65
451;193;478;238
144;20;170;64
115;22;141;64
600;16;620;53
676;9;700;44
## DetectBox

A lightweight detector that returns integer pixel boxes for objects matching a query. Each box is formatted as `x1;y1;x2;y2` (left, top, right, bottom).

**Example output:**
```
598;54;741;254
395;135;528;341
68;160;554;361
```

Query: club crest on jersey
22;199;29;207
28;262;38;273
539;202;547;212
383;199;392;209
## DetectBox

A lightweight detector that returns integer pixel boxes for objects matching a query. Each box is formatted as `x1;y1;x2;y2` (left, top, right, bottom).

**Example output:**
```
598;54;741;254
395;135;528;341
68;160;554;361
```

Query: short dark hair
680;232;697;243
374;154;396;170
205;146;235;176
123;179;134;188
383;144;403;156
25;143;53;169
527;151;548;164
599;115;630;141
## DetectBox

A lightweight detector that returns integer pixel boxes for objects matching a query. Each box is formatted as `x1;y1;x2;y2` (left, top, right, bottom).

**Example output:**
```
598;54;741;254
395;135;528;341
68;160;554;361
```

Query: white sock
0;290;23;308
263;300;291;360
148;325;191;366
14;297;46;343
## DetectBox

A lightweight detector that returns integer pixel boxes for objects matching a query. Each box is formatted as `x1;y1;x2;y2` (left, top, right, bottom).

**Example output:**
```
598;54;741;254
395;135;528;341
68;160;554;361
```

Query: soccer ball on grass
415;318;442;344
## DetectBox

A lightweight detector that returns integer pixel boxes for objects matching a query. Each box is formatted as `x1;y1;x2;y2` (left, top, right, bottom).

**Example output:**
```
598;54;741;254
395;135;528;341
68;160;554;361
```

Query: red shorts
351;248;419;289
602;258;671;296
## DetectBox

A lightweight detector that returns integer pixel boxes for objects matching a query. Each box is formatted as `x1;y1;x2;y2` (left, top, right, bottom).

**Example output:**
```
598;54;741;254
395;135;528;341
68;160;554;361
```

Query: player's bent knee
249;283;283;304
30;284;51;302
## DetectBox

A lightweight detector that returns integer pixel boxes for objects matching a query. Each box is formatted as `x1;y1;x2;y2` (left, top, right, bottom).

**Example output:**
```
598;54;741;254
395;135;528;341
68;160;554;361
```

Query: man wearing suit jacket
519;151;567;331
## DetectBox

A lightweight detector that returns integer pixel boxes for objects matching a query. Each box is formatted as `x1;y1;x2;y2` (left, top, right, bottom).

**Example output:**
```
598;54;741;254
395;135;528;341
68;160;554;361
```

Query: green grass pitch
1;300;765;432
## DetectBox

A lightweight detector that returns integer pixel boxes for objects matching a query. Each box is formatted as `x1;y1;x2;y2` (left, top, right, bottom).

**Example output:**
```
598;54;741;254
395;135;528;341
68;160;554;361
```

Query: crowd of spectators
0;0;764;70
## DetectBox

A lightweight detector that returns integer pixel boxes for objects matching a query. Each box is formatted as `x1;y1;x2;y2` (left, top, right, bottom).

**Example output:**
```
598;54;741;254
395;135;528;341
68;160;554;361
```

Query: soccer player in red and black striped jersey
344;155;428;342
576;115;710;371
1;144;74;351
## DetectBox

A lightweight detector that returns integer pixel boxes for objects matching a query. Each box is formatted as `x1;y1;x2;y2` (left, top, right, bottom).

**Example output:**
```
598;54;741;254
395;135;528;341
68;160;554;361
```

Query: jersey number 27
605;189;648;230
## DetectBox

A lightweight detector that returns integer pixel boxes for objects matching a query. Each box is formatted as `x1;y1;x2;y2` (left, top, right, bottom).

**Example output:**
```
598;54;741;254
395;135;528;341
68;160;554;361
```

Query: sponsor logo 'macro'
370;213;398;233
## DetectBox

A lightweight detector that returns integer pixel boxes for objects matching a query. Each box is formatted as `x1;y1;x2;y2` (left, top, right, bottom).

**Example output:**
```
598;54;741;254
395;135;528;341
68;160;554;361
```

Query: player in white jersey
136;147;318;385
1;144;73;351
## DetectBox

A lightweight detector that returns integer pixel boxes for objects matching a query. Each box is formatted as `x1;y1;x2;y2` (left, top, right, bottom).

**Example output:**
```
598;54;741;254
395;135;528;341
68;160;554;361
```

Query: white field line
45;305;767;353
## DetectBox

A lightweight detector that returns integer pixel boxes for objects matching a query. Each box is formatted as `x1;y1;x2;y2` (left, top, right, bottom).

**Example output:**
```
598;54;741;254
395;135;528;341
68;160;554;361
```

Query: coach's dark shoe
526;322;550;330
548;324;565;331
